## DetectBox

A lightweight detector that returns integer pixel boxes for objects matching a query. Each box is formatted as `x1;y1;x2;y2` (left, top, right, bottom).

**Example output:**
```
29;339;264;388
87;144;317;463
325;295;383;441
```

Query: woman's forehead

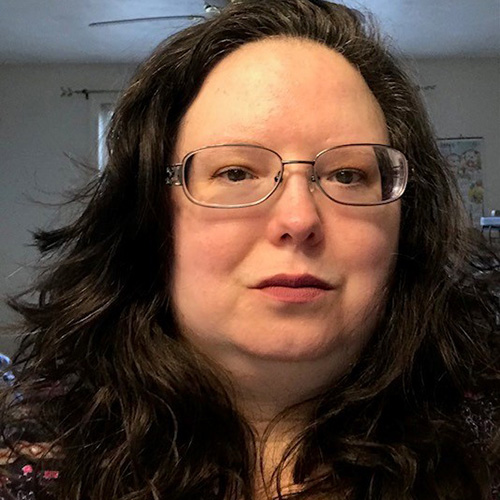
192;37;372;107
175;37;387;156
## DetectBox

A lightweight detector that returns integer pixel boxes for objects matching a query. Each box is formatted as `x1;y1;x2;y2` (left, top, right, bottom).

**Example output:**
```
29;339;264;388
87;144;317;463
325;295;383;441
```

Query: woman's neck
192;343;344;497
235;378;315;500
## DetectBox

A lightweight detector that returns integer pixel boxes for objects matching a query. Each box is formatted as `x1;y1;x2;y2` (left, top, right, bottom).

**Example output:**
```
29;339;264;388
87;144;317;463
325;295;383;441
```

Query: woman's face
171;38;400;376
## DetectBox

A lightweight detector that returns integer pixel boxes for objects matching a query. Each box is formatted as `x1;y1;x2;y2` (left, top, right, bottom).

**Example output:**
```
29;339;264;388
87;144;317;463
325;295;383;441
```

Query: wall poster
437;137;484;227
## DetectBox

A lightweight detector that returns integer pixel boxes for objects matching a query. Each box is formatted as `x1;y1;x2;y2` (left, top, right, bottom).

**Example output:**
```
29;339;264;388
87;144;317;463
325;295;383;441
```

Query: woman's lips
256;285;329;303
252;274;334;303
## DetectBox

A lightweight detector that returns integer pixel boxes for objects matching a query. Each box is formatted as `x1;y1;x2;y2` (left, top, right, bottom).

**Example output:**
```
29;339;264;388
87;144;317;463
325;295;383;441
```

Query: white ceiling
1;0;499;64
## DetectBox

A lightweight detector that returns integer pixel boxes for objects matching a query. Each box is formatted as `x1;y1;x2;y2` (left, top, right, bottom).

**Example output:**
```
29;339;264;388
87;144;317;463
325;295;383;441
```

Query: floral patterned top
0;443;60;500
0;393;498;499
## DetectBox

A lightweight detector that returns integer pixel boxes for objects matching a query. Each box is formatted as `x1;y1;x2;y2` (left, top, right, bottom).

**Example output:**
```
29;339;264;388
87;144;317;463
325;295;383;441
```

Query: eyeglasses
166;143;408;208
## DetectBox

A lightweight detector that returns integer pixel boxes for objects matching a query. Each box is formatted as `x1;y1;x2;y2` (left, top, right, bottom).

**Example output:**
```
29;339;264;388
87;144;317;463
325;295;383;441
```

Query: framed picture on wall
437;137;484;227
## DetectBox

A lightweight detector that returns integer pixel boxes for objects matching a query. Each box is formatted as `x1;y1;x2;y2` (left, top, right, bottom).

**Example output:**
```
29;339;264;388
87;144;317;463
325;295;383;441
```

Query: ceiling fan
89;0;235;28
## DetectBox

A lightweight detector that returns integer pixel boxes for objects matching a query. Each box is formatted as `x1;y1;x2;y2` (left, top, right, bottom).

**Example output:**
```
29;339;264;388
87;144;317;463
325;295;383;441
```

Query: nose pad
308;174;317;193
272;163;318;200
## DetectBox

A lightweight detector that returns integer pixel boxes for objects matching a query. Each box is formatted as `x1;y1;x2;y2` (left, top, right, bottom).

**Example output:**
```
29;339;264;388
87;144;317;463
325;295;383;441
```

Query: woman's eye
328;169;364;185
214;167;256;182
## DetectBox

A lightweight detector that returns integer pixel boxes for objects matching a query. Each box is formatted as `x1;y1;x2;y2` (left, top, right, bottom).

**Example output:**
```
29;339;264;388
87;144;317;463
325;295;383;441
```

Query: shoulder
0;442;62;465
0;443;61;499
462;391;500;498
462;390;499;445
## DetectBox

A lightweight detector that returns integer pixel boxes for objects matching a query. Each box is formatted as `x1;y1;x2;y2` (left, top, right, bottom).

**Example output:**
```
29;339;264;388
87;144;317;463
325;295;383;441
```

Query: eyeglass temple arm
166;164;182;186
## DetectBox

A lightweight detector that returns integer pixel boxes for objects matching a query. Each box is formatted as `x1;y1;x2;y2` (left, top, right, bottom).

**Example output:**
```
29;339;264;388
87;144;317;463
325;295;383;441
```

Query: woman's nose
266;167;324;247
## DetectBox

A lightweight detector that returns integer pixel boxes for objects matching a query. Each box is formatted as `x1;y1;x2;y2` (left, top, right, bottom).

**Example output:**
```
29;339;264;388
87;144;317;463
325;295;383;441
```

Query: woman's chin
228;333;349;364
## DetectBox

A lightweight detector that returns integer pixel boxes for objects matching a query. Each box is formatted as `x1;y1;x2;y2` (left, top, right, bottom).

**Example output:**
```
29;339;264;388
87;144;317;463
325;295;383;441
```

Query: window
89;94;117;171
98;102;114;171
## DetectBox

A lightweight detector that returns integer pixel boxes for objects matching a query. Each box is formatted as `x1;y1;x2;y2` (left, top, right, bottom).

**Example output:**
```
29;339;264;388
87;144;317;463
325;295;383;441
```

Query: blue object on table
0;353;15;385
0;353;10;368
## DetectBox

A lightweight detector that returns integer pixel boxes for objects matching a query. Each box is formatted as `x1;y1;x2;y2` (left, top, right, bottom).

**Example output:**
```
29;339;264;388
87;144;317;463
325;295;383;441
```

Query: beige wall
0;64;133;356
409;57;500;212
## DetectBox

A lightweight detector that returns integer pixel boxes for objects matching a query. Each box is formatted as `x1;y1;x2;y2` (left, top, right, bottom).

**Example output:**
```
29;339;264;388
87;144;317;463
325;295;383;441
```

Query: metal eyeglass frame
166;142;409;208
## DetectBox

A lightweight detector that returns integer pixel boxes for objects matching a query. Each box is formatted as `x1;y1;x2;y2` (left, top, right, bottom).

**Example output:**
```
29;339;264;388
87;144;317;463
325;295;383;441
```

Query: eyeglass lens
183;144;407;207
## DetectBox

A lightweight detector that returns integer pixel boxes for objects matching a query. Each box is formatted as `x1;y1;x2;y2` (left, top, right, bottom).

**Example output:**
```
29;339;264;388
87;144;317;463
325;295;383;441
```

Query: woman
1;0;498;498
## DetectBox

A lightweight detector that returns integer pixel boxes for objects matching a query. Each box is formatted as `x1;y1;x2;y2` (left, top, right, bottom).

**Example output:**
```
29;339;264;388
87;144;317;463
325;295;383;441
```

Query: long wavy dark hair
1;0;499;498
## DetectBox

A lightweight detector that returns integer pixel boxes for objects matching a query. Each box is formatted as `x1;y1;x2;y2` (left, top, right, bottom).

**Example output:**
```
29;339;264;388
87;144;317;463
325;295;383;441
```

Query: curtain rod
60;87;121;100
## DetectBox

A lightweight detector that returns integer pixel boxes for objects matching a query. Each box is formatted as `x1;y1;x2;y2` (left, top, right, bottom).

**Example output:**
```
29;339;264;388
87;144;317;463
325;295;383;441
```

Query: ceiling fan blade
89;15;205;28
206;0;232;6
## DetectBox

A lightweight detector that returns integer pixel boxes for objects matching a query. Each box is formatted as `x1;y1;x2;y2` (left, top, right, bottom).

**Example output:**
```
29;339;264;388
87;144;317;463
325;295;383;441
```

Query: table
480;216;500;244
